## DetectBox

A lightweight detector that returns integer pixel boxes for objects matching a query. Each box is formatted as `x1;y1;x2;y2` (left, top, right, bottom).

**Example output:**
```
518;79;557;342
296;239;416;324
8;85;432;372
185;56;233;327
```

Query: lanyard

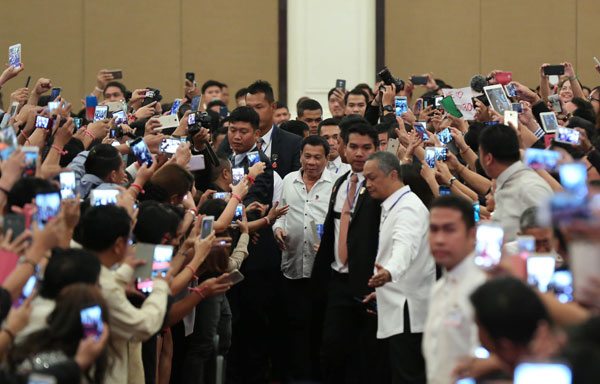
381;190;411;225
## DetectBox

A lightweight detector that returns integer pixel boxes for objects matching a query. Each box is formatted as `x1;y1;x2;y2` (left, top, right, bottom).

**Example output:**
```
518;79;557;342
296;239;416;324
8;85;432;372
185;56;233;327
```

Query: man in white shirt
423;195;487;384
273;135;334;380
364;151;435;384
318;118;351;177
478;123;553;241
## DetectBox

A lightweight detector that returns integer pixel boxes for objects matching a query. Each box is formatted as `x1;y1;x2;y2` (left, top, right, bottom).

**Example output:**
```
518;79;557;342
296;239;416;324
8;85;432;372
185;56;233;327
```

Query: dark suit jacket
217;125;302;178
311;171;382;297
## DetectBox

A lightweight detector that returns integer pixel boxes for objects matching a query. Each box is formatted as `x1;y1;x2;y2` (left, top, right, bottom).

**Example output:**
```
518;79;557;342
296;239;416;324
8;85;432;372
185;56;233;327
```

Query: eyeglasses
587;96;600;103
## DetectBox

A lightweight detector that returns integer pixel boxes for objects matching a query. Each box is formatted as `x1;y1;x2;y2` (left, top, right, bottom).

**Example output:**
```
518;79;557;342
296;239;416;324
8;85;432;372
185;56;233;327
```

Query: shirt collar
331;156;342;167
381;185;411;212
444;252;476;283
496;161;525;191
294;169;334;185
261;125;274;144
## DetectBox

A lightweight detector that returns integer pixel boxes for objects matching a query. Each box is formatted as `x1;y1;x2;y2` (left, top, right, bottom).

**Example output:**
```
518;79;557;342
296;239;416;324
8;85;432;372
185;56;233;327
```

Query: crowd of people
0;51;599;384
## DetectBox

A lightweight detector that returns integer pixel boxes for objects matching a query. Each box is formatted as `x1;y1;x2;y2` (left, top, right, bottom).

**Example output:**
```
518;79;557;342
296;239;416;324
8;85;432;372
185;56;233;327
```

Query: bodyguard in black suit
218;80;302;178
311;123;389;384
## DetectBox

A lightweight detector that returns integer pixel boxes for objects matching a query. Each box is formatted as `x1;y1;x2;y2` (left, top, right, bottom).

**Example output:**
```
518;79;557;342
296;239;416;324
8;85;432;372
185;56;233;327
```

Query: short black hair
374;122;392;135
7;178;58;209
338;115;369;143
235;87;248;100
430;195;476;230
134;201;182;244
207;99;226;109
247;80;275;103
570;97;596;125
79;205;131;252
84;144;123;180
229;106;260;130
354;83;374;98
201;80;223;94
318;117;340;133
301;135;330;157
470;277;551;346
198;198;228;218
344;88;369;105
39;248;101;299
210;154;231;182
297;98;322;117
274;101;288;110
342;123;378;147
478;124;520;164
327;87;337;100
103;81;129;101
280;120;308;138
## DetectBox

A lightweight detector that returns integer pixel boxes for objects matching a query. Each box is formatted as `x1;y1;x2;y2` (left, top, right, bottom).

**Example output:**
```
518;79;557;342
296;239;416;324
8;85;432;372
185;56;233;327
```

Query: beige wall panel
576;0;600;89
385;0;481;94
481;0;576;89
181;0;279;107
83;0;182;103
0;0;84;104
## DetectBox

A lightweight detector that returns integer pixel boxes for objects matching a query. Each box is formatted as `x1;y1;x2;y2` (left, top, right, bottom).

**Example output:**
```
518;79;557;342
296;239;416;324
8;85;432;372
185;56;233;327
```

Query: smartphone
436;127;452;144
22;146;39;177
555;127;580;145
160;137;181;155
27;373;57;384
424;147;447;168
386;138;399;154
85;95;98;121
185;72;195;83
3;213;26;238
191;95;201;112
225;269;245;285
170;98;183;115
473;202;480;223
135;244;174;294
90;189;119;206
394;96;409;116
548;94;562;113
130;138;153;166
474;223;504;270
187;154;206;171
527;253;556;292
511;102;523;113
73;117;83;131
201;216;214;239
559;162;588;196
112;109;127;125
59;171;77;199
494;71;512;85
8;43;21;68
483;84;511;114
413;122;429;140
8;101;19;117
439;186;451;196
35;115;51;130
549;270;573;303
504;110;519;129
232;167;245;185
410;75;428;85
543;65;565;76
434;96;443;108
514;362;571;384
540;112;559;133
247;151;260;166
47;101;60;114
219;105;229;118
524;148;561;171
335;79;346;91
212;192;231;200
80;305;104;340
187;113;196;126
49;87;61;101
93;105;109;122
232;203;243;224
505;83;518;97
15;274;37;308
414;98;423;113
35;192;61;229
107;69;123;79
439;95;463;118
517;235;536;254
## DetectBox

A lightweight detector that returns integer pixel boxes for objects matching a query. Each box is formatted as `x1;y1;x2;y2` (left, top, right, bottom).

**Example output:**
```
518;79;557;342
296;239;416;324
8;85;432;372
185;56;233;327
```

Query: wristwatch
382;105;394;113
448;176;457;187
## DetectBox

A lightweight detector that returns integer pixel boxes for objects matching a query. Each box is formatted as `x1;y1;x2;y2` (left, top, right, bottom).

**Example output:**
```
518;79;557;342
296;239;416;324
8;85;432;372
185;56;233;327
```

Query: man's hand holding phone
194;232;216;266
134;101;158;120
96;69;114;92
368;263;391;288
196;273;234;299
0;64;25;87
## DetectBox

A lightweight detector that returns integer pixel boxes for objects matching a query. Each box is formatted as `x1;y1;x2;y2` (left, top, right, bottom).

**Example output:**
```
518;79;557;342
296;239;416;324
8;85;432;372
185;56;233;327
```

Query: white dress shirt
374;186;436;338
327;156;351;176
493;161;553;241
422;253;487;384
273;169;334;279
260;125;274;158
331;171;365;273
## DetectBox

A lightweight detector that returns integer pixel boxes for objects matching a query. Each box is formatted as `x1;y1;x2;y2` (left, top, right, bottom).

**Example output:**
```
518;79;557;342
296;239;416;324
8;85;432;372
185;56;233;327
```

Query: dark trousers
386;302;426;384
320;271;389;384
226;268;286;384
183;293;232;384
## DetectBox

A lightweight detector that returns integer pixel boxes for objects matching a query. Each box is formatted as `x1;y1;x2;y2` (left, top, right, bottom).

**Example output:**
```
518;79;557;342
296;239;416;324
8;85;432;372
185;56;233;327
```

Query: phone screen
524;148;561;171
474;223;504;269
50;88;61;101
540;112;559;133
170;99;182;115
59;171;77;199
35;115;50;129
160;138;180;155
336;79;346;90
93;106;108;122
473;202;480;223
549;270;573;303
80;305;104;339
15;274;37;308
201;216;214;239
212;192;231;200
504;110;519;128
35;192;61;229
483;85;511;114
517;235;536;254
514;362;571;384
559;162;588;196
439;186;451;196
232;204;243;224
23;149;38;177
232;167;245;185
413;122;429;140
394;96;408;116
247;151;260;166
527;254;556;292
505;83;518;97
27;373;58;384
90;189;119;206
8;44;21;68
136;245;174;294
424;147;447;168
191;96;201;112
131;139;153;166
436;127;452;144
112;110;127;125
556;127;580;145
511;102;523;113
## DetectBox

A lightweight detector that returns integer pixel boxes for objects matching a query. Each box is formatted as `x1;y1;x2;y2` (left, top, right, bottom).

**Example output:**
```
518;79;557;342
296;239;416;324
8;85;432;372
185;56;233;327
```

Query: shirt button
304;226;307;229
